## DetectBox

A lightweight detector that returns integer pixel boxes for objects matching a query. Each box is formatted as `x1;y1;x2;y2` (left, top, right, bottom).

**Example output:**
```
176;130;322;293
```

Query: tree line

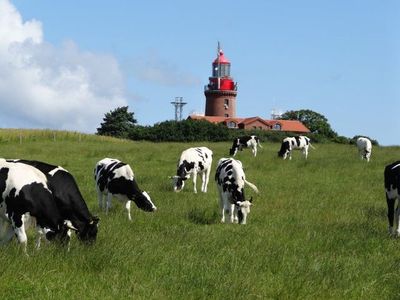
96;106;378;145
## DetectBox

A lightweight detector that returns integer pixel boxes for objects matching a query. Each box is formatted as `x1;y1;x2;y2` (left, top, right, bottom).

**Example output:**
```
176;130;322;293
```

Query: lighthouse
204;43;237;118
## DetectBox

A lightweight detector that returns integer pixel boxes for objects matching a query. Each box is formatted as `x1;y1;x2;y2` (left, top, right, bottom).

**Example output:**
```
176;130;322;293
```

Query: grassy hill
0;129;399;299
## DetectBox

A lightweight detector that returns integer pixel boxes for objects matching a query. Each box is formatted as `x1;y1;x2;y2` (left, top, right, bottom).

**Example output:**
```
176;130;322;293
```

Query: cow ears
90;216;100;225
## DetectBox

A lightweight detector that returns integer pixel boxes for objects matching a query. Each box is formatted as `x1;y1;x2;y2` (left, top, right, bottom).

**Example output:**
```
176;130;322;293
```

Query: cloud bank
0;0;127;132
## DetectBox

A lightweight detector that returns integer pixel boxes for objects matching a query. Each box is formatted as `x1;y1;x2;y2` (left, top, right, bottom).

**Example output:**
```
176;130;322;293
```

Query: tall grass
0;130;399;299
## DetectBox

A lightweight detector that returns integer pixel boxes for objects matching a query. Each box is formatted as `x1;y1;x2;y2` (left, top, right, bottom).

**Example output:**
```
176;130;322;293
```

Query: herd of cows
0;134;398;254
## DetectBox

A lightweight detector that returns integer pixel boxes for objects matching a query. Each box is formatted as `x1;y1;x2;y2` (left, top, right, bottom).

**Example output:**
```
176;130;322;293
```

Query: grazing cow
0;159;73;254
95;158;157;220
278;136;313;160
215;158;259;224
11;159;99;244
356;137;372;162
171;147;213;193
229;135;262;157
384;161;400;236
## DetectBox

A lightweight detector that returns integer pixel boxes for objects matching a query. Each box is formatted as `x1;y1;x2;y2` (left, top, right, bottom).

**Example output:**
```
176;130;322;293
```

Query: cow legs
303;148;308;159
97;188;105;210
219;193;226;223
192;172;198;193
365;151;371;162
230;204;237;223
252;146;257;157
106;193;113;214
11;218;28;255
386;188;399;235
125;201;132;221
201;172;206;193
201;168;211;193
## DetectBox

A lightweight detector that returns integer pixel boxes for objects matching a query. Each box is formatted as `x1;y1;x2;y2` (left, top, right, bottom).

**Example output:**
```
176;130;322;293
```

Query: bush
128;119;230;142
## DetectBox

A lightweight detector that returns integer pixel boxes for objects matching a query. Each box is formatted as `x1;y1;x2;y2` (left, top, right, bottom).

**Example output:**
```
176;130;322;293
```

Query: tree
97;106;137;138
279;109;337;138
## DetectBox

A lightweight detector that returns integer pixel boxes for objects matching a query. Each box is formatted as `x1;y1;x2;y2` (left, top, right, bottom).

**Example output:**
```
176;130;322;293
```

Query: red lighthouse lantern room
204;43;237;118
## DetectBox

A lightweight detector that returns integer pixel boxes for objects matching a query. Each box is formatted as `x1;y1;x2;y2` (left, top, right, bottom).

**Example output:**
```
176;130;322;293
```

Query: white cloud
0;0;127;132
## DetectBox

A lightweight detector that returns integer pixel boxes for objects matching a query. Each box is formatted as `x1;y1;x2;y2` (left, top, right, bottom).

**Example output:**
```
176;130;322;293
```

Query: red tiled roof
269;120;310;132
188;115;310;133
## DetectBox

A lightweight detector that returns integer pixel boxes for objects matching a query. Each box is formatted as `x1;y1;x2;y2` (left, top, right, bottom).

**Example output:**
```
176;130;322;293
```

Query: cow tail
244;179;259;194
309;143;316;150
257;138;263;148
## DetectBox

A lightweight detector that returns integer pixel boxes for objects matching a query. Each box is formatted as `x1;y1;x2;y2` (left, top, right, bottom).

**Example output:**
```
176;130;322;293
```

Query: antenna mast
170;97;187;121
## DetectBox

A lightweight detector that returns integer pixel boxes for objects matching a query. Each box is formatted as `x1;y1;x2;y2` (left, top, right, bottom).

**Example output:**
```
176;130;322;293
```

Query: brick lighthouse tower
204;43;237;118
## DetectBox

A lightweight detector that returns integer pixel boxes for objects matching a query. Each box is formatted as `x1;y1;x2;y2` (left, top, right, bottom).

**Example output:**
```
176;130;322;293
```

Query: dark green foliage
129;119;230;142
279;109;338;138
97;106;137;138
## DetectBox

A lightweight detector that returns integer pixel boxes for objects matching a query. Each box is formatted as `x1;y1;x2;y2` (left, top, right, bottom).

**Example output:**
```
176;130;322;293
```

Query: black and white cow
215;158;259;224
384;161;400;236
95;158;157;221
12;159;99;244
356;137;372;162
229;135;262;157
171;147;213;193
0;159;73;254
278;136;313;160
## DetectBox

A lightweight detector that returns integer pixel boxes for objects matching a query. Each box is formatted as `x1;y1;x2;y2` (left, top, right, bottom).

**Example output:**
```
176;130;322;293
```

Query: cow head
133;191;157;212
278;141;290;159
236;197;253;225
77;216;100;244
170;175;185;192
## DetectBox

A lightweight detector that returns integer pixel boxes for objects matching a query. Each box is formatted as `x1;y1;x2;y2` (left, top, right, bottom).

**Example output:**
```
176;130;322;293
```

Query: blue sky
1;0;399;145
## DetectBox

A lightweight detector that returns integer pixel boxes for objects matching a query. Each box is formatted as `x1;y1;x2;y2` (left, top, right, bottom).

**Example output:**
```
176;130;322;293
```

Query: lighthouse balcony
204;81;237;92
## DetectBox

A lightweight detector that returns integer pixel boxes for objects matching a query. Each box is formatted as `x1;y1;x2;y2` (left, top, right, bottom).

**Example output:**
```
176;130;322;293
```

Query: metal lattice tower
170;97;187;121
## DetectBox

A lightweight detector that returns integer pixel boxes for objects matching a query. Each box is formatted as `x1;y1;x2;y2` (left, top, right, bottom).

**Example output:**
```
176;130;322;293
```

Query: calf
95;158;156;220
171;147;213;193
278;136;313;160
229;135;262;157
356;137;372;162
0;159;71;254
385;161;400;236
12;159;99;244
215;158;259;224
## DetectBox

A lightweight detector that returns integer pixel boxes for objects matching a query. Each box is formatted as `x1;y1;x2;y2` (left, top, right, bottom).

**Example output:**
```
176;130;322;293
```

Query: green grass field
0;130;399;299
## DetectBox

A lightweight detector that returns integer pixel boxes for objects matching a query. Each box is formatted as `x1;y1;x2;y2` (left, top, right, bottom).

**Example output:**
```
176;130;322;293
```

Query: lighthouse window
224;99;229;109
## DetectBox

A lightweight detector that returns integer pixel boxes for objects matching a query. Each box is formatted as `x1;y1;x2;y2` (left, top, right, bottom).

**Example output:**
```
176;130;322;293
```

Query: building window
273;123;282;130
227;121;236;128
224;113;229;117
224;99;229;109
